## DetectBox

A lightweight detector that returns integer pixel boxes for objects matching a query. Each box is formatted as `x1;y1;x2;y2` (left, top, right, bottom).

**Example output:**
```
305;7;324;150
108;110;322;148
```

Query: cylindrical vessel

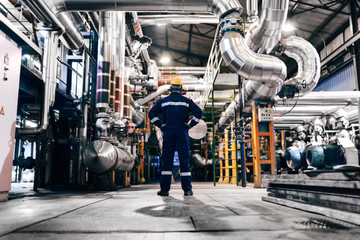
83;140;117;172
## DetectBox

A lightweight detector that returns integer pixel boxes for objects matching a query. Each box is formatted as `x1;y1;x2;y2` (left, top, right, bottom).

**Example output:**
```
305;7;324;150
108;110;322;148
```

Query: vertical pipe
96;12;111;111
123;68;131;119
240;119;246;187
78;51;89;185
230;122;237;184
116;12;126;116
110;12;116;110
212;85;216;186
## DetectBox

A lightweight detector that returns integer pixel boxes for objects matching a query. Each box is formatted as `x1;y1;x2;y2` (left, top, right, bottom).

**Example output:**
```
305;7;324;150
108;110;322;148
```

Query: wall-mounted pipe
245;0;288;54
280;36;321;96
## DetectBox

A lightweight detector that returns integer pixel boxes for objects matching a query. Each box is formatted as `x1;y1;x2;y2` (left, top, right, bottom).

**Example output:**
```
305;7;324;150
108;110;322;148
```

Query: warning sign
0;106;4;115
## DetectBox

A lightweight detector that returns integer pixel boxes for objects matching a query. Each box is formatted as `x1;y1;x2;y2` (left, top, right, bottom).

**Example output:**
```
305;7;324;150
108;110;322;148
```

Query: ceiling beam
150;43;209;62
187;24;193;65
308;1;349;45
289;0;349;15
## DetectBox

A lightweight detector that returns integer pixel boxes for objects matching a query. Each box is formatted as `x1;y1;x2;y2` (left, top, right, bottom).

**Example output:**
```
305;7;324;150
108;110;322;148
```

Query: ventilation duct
245;0;289;54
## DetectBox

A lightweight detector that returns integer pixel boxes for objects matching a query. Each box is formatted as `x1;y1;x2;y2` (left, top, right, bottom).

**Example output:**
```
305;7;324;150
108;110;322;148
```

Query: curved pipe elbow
245;0;289;54
220;31;286;94
281;36;321;95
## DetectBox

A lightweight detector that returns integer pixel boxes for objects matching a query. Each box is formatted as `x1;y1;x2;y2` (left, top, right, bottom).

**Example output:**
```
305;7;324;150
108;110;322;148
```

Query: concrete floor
0;182;359;240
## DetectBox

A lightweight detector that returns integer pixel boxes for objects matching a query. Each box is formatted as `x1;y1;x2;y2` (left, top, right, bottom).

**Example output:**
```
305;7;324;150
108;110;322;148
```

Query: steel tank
84;140;135;172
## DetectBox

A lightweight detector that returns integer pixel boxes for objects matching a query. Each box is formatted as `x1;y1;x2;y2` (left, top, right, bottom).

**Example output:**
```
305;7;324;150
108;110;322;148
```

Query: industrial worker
148;77;202;196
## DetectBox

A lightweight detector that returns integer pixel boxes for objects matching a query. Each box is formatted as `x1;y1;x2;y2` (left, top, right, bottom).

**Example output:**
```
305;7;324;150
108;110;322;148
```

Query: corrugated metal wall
314;62;356;91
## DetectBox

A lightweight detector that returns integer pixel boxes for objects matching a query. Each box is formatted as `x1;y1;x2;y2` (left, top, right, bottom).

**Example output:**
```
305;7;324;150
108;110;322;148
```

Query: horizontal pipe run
138;14;219;25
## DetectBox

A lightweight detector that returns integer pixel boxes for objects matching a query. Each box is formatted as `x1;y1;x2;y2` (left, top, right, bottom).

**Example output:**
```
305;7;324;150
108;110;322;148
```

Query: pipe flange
96;112;110;119
220;17;243;35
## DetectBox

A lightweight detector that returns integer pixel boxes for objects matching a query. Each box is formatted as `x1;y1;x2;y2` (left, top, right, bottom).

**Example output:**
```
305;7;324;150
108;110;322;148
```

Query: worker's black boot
157;190;169;196
184;190;193;196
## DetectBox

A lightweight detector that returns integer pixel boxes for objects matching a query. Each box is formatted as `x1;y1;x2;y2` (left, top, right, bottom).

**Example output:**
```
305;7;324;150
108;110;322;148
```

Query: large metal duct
245;0;288;54
281;36;321;96
220;31;286;101
96;12;111;111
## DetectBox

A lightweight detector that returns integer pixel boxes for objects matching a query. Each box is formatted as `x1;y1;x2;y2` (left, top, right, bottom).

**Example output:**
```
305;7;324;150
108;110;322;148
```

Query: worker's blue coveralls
148;91;202;192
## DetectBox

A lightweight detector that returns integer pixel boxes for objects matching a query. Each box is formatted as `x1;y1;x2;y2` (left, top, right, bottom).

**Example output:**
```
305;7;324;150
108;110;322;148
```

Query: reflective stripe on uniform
180;172;191;176
161;171;173;175
150;117;160;123
161;101;189;108
192;116;200;122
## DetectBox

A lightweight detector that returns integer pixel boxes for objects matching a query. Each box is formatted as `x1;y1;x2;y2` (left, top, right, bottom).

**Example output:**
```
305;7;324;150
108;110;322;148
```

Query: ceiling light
282;23;295;32
160;56;170;64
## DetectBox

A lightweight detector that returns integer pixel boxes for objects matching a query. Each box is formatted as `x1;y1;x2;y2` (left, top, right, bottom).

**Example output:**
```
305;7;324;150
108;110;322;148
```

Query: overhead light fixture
159;56;170;64
157;23;166;26
282;23;296;32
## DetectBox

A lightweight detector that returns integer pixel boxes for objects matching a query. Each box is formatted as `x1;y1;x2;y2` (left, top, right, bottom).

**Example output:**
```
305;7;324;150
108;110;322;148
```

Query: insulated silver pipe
220;31;286;97
132;12;151;69
245;0;288;54
24;0;84;52
138;14;219;25
246;0;258;22
274;91;360;106
42;0;239;14
21;0;65;31
87;11;99;33
281;36;321;95
130;105;145;126
19;31;59;134
215;94;239;132
57;12;85;52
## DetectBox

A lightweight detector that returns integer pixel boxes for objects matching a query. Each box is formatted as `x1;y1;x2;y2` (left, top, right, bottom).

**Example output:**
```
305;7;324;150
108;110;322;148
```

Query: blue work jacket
148;92;203;131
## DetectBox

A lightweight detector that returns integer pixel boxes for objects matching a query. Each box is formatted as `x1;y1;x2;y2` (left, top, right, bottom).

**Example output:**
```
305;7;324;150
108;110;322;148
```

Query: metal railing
200;24;223;109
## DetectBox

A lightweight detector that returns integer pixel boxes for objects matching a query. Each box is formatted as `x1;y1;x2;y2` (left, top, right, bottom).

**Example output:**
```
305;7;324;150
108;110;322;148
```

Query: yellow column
230;124;237;184
223;129;230;183
218;137;224;183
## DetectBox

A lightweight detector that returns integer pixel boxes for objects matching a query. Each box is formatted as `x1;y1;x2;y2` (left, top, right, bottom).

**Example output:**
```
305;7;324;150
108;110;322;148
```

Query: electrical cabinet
0;30;22;201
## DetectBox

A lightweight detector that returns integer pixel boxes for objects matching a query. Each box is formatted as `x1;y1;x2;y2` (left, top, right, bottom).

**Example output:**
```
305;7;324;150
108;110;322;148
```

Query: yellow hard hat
170;77;183;86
